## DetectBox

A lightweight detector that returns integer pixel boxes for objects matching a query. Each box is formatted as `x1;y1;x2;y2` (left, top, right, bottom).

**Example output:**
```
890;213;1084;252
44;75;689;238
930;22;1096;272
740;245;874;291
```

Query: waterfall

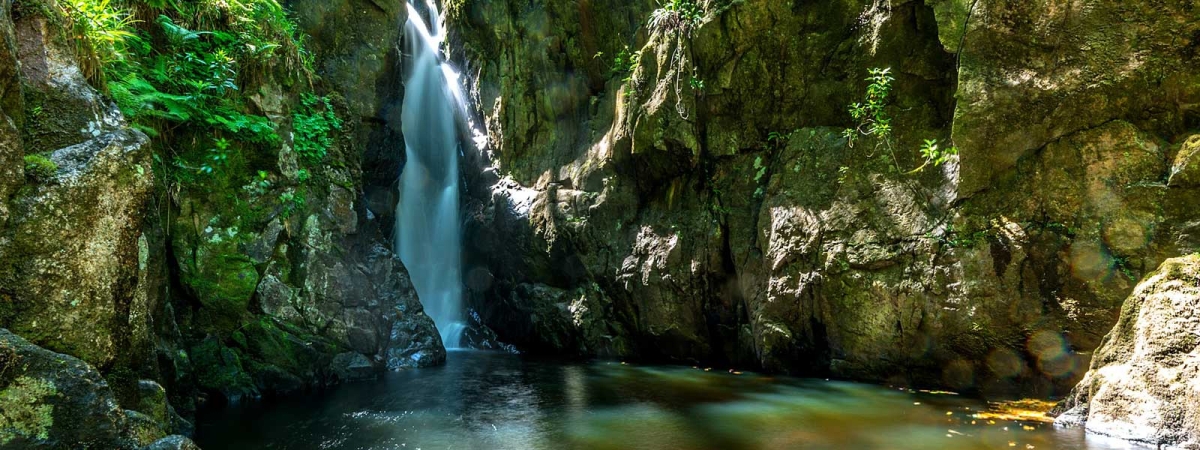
396;0;467;349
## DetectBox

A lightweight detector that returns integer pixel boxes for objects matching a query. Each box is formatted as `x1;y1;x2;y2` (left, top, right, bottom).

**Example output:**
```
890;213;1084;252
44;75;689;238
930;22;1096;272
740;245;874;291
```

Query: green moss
190;339;254;395
181;239;259;324
22;154;58;182
0;376;57;445
242;318;315;374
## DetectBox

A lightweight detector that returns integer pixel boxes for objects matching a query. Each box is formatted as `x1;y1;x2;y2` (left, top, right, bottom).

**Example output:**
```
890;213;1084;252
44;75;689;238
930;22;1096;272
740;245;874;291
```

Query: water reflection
196;352;1144;449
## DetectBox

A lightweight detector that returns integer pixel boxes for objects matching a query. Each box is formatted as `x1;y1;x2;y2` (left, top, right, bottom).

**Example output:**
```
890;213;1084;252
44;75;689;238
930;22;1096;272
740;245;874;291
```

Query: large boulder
1053;254;1200;448
0;128;153;369
0;329;163;449
946;0;1200;196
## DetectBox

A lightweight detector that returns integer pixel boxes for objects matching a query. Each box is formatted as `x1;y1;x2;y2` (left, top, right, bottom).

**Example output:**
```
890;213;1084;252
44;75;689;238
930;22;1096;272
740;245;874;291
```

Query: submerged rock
1054;255;1200;448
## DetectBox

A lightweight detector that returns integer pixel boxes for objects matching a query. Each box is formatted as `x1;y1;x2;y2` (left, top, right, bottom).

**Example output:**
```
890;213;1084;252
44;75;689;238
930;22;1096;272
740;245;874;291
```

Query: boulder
1054;255;1200;448
0;128;153;368
0;329;141;449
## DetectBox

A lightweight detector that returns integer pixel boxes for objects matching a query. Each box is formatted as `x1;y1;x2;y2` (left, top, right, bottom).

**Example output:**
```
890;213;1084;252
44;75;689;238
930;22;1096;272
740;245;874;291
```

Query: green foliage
279;188;305;218
752;156;768;199
199;137;231;175
905;139;959;174
0;377;57;445
109;16;280;147
649;0;705;35
292;94;342;165
1112;255;1137;281
60;0;137;84
844;68;958;175
22;154;58;182
243;170;271;197
689;76;705;92
844;67;894;149
597;46;641;82
931;224;991;248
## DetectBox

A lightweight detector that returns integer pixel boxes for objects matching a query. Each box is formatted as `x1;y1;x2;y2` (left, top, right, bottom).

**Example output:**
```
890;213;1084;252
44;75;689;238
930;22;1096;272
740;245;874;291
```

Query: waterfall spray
396;0;467;349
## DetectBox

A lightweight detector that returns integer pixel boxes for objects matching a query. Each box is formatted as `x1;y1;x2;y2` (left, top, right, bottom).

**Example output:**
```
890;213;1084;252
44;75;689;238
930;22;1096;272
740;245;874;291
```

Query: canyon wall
451;0;1200;397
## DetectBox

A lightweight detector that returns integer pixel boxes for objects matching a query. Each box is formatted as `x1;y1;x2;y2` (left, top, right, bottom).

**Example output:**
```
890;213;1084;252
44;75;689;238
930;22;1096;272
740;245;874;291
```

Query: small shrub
597;46;641;82
844;67;958;175
23;154;58;182
844;67;894;149
60;0;136;84
649;0;705;35
292;94;342;165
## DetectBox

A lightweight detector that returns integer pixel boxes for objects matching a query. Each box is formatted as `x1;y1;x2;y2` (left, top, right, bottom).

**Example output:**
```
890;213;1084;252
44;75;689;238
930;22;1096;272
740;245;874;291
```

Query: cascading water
396;0;468;349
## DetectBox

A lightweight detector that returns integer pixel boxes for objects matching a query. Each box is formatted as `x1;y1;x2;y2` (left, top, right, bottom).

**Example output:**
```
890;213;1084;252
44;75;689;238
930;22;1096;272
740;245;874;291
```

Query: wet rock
1169;135;1200;189
1054;254;1200;448
134;380;192;437
142;435;201;450
0;329;134;448
124;410;168;447
330;352;378;382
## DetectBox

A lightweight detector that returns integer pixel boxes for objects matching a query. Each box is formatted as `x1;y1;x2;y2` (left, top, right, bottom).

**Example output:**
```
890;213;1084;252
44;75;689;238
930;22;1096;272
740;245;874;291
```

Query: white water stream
396;0;468;348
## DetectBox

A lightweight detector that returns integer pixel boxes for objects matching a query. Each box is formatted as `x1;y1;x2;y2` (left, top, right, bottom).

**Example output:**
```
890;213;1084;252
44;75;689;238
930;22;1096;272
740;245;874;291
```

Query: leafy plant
1112;256;1137;281
844;68;959;175
752;156;768;199
243;170;272;197
905;139;959;174
598;46;641;82
200;138;231;175
292;94;342;165
649;0;705;35
844;67;894;150
279;188;305;218
60;0;137;83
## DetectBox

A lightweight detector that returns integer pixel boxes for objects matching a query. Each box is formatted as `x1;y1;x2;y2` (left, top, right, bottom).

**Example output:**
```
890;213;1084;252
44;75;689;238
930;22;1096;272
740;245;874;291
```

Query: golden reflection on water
197;353;1135;450
561;364;1113;450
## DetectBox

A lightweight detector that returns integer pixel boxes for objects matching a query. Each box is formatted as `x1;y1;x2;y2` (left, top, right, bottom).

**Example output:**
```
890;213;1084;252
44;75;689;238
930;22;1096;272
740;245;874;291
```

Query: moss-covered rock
0;329;150;449
0;0;23;227
189;338;258;404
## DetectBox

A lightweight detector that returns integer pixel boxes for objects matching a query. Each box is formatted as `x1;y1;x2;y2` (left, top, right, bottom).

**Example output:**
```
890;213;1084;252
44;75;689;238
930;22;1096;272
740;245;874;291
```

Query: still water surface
196;351;1141;450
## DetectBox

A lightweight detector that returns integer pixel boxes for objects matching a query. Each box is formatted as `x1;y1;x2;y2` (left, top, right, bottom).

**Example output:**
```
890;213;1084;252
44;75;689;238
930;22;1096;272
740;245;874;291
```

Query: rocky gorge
0;0;1198;448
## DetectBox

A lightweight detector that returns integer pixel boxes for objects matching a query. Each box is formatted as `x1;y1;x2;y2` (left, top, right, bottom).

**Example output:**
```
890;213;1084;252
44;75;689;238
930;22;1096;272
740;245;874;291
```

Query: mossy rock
189;338;258;404
178;238;260;328
0;329;135;448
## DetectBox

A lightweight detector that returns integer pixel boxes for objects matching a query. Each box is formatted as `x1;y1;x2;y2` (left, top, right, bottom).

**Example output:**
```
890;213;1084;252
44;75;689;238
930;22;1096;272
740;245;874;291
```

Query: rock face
0;0;22;227
0;0;443;439
1054;255;1200;448
0;0;155;372
451;0;1200;396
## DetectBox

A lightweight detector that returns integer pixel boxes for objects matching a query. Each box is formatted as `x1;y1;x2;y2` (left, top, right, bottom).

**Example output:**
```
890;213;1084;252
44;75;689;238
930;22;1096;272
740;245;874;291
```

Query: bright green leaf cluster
292;94;343;166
